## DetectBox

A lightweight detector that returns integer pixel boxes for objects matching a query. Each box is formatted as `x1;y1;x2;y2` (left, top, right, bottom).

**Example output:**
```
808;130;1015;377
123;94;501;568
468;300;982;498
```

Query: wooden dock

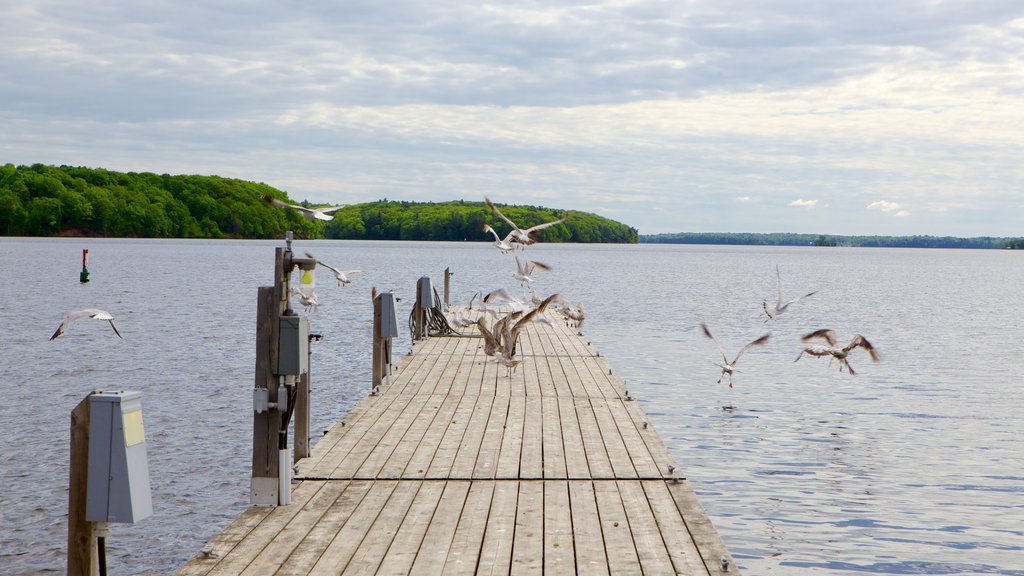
178;308;738;575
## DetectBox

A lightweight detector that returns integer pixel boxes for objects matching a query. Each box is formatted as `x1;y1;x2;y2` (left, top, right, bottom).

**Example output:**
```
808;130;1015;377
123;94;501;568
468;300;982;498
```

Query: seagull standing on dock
50;309;122;340
264;195;347;221
484;197;564;247
795;329;879;375
700;323;770;387
305;251;365;286
763;265;817;321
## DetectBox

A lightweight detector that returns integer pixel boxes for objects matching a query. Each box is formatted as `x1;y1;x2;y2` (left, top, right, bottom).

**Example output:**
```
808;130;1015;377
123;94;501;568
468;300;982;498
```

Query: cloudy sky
2;1;1023;236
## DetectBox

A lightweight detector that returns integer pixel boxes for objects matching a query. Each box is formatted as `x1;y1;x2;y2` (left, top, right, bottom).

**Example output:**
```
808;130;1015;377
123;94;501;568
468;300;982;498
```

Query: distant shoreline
640;232;1024;250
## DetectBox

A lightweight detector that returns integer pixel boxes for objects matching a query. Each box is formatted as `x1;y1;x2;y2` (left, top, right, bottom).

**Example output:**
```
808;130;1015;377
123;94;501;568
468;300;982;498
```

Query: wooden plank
495;396;526;478
441;482;496;575
510;481;544;575
475;481;519;575
606;400;662;479
340;481;421;575
374;481;446;575
267;481;370;576
568;481;610;576
573;398;614;479
239;481;350;576
616;480;676;575
402;393;464;479
426;393;479;478
541;397;567;479
473;396;510;479
666;479;738;576
519;397;544;479
307;480;401;575
543;481;575;574
448;394;496;479
557;397;591;479
641;481;705;575
589;398;639;479
409;481;472;573
309;394;418;479
593;481;642;576
377;396;446;479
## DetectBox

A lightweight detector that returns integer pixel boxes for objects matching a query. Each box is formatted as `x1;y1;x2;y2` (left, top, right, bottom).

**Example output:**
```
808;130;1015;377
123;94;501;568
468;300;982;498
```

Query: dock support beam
68;395;97;576
413;276;433;341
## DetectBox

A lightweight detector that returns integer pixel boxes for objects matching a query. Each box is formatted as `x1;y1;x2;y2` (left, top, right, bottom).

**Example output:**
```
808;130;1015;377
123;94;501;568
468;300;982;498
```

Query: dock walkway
178;309;737;575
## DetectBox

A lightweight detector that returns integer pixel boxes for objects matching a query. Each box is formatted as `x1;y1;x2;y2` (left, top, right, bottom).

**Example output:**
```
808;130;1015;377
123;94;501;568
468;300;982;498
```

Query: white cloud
867;200;904;212
789;199;817;208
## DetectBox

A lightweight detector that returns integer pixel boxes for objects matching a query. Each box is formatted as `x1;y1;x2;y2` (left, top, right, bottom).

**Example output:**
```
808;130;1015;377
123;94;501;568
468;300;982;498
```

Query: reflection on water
1;239;1022;574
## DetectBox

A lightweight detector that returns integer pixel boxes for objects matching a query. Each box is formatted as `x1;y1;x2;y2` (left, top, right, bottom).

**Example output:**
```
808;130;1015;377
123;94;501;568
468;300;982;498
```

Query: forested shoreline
0;164;637;243
642;232;1024;250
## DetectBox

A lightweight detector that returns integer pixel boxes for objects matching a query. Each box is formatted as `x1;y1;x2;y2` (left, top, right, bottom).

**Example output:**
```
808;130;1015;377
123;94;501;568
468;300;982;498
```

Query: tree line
0;164;638;243
641;232;1024;249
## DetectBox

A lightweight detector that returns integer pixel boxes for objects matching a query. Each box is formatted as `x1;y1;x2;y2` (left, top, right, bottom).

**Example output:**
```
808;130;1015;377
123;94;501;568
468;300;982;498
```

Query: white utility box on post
86;390;153;524
278;315;310;375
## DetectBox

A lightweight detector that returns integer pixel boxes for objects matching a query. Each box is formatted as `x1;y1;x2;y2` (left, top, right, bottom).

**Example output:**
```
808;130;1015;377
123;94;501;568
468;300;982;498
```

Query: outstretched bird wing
733;333;771;363
700;323;731;364
801;328;838;346
484;197;521;232
522;219;564;236
845;335;880;361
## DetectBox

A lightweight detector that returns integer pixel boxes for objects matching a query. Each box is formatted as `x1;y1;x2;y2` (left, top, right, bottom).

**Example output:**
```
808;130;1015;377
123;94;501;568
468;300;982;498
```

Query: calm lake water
1;238;1022;575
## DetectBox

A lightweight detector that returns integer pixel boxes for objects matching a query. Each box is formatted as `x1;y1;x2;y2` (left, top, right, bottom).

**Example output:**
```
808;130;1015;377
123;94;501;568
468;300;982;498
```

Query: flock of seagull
448;197;582;376
48;194;874;391
701;265;879;389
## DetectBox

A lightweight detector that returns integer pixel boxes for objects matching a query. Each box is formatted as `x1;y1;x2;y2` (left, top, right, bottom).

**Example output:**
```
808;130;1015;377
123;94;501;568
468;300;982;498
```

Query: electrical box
417;277;435;309
86;390;153;523
378;292;399;338
278;315;310;375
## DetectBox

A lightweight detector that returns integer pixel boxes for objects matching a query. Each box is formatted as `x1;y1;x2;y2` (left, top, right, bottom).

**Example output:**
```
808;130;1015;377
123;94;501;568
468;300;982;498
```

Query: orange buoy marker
80;249;90;283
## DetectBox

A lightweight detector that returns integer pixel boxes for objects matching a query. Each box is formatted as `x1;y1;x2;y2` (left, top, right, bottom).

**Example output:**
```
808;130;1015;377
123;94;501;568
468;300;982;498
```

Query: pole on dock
372;291;399;389
252;232;316;506
443;267;452;309
68;396;97;576
413;276;434;341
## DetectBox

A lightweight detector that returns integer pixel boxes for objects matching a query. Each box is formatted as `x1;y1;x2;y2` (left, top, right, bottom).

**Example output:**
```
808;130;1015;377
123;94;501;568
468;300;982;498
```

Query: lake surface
0;238;1021;575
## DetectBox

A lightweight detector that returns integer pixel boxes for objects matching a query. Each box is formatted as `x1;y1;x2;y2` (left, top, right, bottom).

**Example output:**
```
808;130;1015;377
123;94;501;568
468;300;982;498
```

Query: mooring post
443;267;452;309
373;291;399;389
413;276;433;341
68;394;97;576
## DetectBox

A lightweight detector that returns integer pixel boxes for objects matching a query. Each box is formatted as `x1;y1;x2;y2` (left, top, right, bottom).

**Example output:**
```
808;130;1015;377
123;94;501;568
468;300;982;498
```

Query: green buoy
80;249;90;283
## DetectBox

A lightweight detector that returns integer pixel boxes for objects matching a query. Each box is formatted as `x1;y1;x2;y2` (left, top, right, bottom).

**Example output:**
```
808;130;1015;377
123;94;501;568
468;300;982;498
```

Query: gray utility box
278;315;310;375
378;292;400;338
86;390;153;523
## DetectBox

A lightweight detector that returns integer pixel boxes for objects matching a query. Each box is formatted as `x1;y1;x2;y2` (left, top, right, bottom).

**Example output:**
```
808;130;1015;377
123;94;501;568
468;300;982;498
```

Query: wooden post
443;267;451;309
293;369;310;463
413;277;431;341
251;285;281;505
372;293;384;388
68;394;97;576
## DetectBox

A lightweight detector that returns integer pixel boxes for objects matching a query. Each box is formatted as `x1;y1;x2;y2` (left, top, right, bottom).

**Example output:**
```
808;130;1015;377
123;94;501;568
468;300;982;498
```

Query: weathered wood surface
179;308;738;575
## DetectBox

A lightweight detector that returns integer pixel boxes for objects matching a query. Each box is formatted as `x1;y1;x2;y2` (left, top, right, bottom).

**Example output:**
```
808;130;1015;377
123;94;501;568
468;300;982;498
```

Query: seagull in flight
700;323;770;387
795;329;879;375
763;265;817;321
514;256;551;286
481;224;516;253
51;309;122;340
305;251;365;286
264;195;347;221
484;197;564;246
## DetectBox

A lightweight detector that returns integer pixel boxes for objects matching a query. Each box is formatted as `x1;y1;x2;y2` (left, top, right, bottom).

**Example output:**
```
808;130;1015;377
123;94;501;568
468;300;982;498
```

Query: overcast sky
2;1;1023;236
